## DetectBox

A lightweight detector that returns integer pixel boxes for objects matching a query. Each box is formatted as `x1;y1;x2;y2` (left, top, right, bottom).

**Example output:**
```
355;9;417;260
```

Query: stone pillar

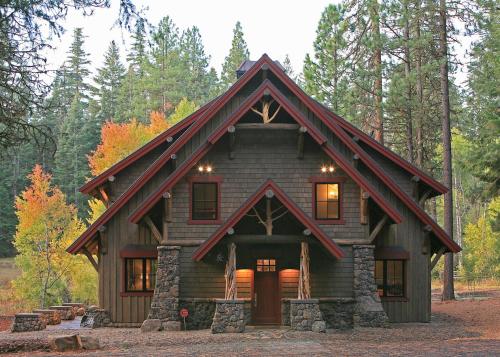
142;245;180;332
211;299;245;333
353;245;388;327
290;299;326;332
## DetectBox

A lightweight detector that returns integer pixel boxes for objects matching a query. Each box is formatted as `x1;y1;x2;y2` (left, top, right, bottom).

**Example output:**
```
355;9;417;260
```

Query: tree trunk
265;198;273;236
438;0;455;301
298;242;311;299
370;0;384;144
224;243;237;300
403;0;414;163
415;0;424;168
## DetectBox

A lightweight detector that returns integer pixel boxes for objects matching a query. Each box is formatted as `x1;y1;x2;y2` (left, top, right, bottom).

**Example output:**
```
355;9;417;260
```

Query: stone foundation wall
290;299;326;332
318;298;355;329
50;306;75;320
11;313;46;332
144;246;180;331
178;299;215;330
211;300;245;333
353;245;388;327
281;299;291;326
32;309;61;325
80;308;111;328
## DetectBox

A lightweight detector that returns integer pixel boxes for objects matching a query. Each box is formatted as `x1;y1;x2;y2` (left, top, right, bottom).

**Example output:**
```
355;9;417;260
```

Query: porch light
197;165;213;173
321;165;335;173
198;165;204;172
206;166;212;173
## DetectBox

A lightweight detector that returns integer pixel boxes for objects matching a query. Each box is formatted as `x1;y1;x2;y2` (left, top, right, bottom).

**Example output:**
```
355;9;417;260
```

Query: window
125;258;157;292
315;183;340;220
191;182;219;221
256;259;276;272
375;260;405;297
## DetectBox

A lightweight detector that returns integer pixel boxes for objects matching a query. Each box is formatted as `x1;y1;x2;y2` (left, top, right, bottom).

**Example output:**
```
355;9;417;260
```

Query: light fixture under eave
206;166;212;173
198;165;204;172
321;166;327;173
320;164;335;173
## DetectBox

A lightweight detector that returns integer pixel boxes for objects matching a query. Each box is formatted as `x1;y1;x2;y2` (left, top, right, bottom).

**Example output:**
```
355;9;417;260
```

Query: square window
375;259;405;298
125;258;157;292
315;183;341;220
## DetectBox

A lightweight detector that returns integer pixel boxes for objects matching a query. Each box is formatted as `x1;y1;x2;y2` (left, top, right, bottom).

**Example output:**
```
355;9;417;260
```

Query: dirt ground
1;297;499;356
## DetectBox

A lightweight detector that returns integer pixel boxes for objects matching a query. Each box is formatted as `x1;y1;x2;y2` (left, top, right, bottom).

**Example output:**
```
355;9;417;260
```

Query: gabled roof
68;54;460;255
315;101;448;195
67;56;271;254
192;179;345;261
80;97;218;195
128;80;403;225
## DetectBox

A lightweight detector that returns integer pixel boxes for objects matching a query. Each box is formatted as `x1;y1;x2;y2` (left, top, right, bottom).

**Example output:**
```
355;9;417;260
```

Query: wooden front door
252;259;280;325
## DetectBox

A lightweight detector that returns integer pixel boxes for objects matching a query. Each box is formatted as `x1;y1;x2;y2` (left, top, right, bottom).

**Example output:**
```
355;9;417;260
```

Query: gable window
315;183;340;220
375;260;405;297
125;258;157;292
188;176;222;224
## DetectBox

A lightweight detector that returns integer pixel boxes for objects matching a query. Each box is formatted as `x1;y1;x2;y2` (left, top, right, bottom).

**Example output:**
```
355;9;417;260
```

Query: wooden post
228;126;236;159
144;215;162;243
170;154;177;170
430;246;446;270
98;187;110;208
297;126;307;159
162;191;171;244
298;242;311;299
98;226;107;255
368;214;388;243
353;154;360;169
360;190;369;225
225;243;237;300
411;176;420;200
82;247;98;272
419;188;432;207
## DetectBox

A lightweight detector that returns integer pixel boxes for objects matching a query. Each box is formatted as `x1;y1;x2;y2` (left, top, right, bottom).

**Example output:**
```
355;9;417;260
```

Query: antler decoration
251;99;281;124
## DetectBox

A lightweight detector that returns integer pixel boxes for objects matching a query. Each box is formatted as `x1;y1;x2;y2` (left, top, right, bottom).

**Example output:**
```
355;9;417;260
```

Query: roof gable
192;179;345;261
128;80;403;225
68;54;460;255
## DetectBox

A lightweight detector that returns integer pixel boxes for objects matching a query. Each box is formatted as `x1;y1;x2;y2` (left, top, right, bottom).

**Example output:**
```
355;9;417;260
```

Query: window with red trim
192;182;218;220
315;183;340;220
188;176;222;224
124;258;157;292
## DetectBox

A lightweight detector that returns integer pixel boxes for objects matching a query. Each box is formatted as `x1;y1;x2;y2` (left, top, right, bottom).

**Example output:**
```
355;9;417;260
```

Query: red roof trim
128;81;401;225
192;179;345;261
67;57;268;254
80;98;216;194
263;57;459;253
317;104;448;194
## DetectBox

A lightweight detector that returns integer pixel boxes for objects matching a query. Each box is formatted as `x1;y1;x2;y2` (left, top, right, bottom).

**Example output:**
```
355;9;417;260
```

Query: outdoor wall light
321;165;335;173
197;165;213;173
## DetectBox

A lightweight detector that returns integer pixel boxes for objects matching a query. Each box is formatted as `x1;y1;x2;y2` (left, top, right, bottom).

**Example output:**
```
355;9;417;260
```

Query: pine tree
66;28;93;100
95;41;126;122
303;4;350;114
179;26;212;104
220;21;250;89
282;54;296;81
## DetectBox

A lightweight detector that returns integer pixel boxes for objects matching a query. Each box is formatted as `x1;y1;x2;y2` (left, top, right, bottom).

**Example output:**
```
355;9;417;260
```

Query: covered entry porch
191;180;345;332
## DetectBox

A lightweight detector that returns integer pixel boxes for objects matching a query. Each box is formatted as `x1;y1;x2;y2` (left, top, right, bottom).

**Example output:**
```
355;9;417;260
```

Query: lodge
68;55;460;332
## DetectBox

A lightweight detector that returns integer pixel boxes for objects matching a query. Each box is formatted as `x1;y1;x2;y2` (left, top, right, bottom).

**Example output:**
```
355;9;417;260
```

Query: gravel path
1;298;499;356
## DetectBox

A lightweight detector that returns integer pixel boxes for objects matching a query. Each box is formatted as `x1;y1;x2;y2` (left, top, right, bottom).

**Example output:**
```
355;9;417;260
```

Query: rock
49;334;82;352
80;336;100;350
141;319;162;333
163;321;181;331
77;307;85;316
312;320;326;333
11;313;46;332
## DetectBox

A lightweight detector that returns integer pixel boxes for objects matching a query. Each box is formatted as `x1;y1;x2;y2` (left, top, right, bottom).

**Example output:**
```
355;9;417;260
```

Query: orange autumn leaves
88;111;170;176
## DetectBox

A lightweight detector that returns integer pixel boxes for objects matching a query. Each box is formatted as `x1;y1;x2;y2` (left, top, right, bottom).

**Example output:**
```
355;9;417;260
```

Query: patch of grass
0;257;24;315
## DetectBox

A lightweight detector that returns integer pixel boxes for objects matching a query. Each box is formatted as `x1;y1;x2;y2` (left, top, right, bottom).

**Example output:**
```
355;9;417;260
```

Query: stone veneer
32;309;61;325
11;313;46;332
211;300;245;333
319;298;355;329
50;306;75;320
80;307;111;328
353;245;388;327
179;298;215;330
143;246;181;331
290;299;326;332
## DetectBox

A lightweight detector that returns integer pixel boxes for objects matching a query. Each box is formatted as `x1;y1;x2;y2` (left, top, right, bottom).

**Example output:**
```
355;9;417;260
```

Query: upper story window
192;183;218;220
315;183;340;220
125;258;157;292
189;176;222;224
375;259;405;297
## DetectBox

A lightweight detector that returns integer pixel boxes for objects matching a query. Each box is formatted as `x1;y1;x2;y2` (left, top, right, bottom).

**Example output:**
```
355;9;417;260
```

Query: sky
45;0;337;78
